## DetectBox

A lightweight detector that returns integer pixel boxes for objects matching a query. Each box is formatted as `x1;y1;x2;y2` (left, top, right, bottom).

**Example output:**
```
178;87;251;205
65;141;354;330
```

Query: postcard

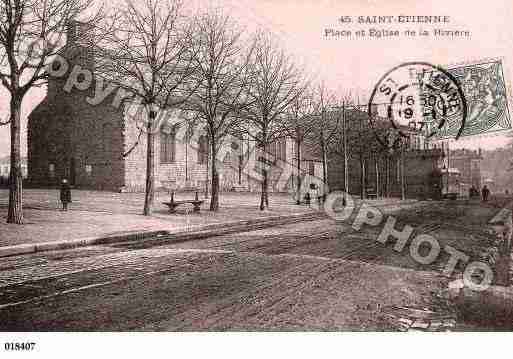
0;0;512;357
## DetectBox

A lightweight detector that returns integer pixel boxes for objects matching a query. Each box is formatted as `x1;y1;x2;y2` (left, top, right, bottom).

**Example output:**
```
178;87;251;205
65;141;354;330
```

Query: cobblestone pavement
0;216;464;331
2;199;507;331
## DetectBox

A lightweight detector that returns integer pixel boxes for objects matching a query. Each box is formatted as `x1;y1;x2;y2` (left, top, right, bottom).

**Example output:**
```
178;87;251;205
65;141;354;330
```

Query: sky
1;0;512;157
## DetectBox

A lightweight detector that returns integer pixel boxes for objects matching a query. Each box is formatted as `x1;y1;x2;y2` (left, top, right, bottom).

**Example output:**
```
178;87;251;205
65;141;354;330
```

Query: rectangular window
268;141;277;162
160;127;176;164
278;139;286;161
49;163;55;178
85;164;92;176
309;161;315;176
198;135;209;164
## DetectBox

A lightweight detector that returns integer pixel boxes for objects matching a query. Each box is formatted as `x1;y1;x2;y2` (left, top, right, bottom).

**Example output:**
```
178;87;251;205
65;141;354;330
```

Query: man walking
60;179;72;211
482;185;490;202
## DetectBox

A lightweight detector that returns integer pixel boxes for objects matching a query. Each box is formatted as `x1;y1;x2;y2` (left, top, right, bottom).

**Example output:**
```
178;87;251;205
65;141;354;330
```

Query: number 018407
4;342;36;351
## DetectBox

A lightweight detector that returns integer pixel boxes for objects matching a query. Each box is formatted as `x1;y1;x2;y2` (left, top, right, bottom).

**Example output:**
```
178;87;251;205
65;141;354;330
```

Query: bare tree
322;94;354;198
310;83;340;191
346;106;379;199
0;0;102;223
241;33;304;210
183;11;254;211
331;103;402;199
283;91;316;204
96;0;197;215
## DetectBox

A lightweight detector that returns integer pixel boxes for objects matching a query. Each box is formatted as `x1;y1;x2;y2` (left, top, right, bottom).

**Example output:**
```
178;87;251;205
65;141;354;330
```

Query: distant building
446;148;483;194
440;167;462;196
0;156;28;186
327;108;443;199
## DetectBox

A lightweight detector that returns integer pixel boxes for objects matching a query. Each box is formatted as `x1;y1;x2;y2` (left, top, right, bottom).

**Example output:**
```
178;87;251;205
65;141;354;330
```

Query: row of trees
0;0;395;223
97;0;313;213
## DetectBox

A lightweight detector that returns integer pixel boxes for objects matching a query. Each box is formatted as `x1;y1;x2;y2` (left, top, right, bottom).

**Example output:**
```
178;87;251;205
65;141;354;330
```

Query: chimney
66;20;95;69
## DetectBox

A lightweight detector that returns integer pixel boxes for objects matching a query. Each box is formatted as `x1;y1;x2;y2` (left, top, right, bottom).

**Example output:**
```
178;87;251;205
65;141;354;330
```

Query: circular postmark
367;62;468;149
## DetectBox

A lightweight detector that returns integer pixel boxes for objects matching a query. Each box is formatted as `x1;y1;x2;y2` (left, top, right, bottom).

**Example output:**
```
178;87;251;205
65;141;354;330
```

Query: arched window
160;124;176;164
198;135;209;164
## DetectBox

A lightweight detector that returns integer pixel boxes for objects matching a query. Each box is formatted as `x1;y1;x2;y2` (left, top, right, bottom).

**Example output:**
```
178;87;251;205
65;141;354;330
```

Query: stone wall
122;126;305;193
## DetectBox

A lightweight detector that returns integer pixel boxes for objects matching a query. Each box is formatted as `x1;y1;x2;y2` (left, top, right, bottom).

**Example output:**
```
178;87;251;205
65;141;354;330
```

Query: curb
0;230;171;258
0;211;324;258
0;200;426;258
122;211;327;250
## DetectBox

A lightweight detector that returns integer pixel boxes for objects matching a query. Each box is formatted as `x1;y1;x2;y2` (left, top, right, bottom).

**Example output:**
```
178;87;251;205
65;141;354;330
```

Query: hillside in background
480;135;513;192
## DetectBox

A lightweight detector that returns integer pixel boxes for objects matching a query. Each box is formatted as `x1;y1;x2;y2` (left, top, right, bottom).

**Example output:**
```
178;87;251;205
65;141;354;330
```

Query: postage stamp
433;60;512;139
367;61;468;148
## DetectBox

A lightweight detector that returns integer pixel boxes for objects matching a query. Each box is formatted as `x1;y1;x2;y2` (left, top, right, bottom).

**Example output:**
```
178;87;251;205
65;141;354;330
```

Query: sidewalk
0;189;420;253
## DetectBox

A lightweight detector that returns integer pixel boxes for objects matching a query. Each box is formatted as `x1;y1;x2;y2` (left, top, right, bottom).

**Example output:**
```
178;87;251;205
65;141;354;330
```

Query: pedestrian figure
304;183;317;205
481;185;490;202
60;179;72;211
310;183;321;205
304;191;311;205
469;185;478;198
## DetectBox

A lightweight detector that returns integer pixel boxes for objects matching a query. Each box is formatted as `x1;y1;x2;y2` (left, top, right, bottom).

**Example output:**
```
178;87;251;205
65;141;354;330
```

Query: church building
27;22;322;194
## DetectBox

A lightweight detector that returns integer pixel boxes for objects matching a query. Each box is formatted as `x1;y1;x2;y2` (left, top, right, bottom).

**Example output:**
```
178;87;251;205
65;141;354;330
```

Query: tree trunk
296;139;301;205
210;140;219;211
343;142;349;195
260;168;269;210
143;111;156;216
205;151;209;198
360;156;366;200
321;138;328;188
260;143;269;210
375;157;379;198
185;136;189;183
385;157;389;198
7;95;23;224
342;104;348;194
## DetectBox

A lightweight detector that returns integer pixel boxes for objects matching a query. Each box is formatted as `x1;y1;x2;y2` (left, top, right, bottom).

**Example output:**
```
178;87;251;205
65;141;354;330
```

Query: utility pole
400;147;405;200
343;102;349;194
446;140;450;194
